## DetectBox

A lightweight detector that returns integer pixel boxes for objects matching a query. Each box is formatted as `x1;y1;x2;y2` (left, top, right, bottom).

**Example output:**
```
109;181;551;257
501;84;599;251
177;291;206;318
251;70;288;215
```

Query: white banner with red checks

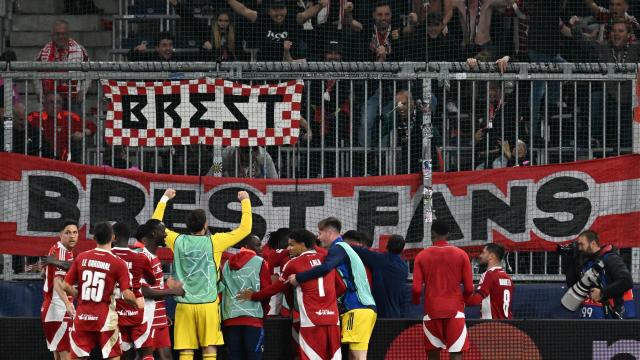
101;78;303;147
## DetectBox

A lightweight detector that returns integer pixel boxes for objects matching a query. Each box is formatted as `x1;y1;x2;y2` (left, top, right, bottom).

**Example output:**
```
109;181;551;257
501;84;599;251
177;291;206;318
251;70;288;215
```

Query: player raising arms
41;220;78;360
152;189;252;360
57;222;138;359
111;222;157;359
466;243;514;319
136;219;185;360
412;220;474;360
239;229;343;360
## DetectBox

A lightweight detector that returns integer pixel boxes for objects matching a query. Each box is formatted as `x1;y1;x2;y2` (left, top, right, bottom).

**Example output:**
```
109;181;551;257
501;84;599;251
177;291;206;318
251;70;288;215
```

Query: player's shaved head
186;209;207;233
94;222;114;245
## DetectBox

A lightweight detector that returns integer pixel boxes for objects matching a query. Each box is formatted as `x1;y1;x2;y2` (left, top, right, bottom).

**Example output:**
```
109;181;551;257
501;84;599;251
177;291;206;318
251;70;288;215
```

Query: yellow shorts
340;308;377;351
173;302;223;350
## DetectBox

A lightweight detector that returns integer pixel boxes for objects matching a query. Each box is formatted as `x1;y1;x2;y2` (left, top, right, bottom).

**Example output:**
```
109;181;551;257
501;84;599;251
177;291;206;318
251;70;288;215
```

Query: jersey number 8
503;290;511;317
81;270;106;301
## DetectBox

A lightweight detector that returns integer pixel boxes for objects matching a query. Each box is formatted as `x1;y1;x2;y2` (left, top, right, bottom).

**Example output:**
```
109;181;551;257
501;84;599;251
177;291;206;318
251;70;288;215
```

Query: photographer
560;230;635;319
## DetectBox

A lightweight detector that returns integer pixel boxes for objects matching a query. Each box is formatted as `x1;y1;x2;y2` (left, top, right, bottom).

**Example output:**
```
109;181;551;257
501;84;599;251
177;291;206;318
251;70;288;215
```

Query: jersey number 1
81;270;106;301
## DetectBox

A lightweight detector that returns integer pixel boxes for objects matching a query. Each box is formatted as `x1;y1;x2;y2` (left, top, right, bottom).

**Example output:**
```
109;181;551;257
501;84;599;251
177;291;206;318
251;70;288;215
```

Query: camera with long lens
560;259;604;311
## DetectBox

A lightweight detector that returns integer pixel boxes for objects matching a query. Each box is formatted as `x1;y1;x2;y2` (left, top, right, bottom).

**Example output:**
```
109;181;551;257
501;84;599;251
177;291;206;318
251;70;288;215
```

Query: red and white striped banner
101;78;303;147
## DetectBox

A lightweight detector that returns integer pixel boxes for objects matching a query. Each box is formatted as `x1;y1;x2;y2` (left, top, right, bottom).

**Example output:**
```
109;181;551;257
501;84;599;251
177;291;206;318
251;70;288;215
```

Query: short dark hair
267;228;291;249
484;243;505;261
611;18;633;34
236;233;260;250
373;1;391;11
186;209;207;233
112;222;130;243
343;230;373;248
579;230;599;245
318;217;342;233
60;219;78;232
135;219;164;241
386;235;405;254
94;222;113;245
157;31;173;45
431;220;450;237
289;229;317;249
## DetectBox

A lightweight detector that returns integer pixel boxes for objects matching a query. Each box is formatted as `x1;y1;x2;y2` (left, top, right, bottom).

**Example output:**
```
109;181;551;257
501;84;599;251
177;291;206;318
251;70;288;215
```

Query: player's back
415;242;472;318
111;246;152;324
70;249;129;331
284;251;339;327
479;267;514;319
141;248;169;328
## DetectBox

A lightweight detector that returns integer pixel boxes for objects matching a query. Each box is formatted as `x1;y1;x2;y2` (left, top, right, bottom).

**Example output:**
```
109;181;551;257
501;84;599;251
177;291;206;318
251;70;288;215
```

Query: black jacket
592;245;633;302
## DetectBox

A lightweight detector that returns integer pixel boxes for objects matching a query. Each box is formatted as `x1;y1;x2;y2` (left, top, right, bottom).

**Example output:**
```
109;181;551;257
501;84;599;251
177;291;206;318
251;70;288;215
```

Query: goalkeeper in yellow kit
152;188;252;360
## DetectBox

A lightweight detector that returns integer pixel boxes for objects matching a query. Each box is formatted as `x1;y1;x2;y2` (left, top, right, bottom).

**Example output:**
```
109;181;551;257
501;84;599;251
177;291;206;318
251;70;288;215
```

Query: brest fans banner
101;78;303;147
0;153;639;257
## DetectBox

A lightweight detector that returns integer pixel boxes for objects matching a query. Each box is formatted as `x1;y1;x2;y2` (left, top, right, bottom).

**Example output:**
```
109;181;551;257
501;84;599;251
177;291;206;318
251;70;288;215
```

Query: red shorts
151;326;171;349
42;320;71;353
120;321;153;351
298;325;341;360
69;328;122;359
422;312;469;353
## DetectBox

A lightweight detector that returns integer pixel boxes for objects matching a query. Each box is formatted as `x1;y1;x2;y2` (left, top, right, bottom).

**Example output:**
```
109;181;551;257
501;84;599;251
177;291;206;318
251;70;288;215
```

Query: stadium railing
1;61;639;284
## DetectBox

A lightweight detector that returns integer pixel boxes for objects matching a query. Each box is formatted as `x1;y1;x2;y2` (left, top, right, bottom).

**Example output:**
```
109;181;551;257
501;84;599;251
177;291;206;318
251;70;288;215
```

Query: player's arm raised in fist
238;191;250;201
163;188;176;200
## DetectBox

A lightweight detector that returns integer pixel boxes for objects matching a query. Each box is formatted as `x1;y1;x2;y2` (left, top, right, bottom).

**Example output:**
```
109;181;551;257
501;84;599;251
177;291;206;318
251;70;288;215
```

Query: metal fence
1;61;639;281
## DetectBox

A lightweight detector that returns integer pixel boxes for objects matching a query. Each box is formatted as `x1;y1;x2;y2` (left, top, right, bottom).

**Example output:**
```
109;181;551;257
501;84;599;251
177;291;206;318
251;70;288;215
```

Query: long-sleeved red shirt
412;240;473;319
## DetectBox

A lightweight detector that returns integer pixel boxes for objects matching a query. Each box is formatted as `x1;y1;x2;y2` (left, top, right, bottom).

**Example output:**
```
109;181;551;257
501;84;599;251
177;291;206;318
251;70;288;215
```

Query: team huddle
40;188;513;360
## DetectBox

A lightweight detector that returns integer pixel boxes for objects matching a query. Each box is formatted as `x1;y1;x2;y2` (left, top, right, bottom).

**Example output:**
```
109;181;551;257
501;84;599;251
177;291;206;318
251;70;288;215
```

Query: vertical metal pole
617;82;621;155
53;84;58;158
500;81;505;167
3;78;12;153
364;81;369;175
378;79;383;176
587;81;593;160
559;82;563;163
515;81;519;162
574;81;577;161
2;255;14;281
544;81;548;164
350;80;354;177
392;81;397;174
422;78;433;246
442;84;447;172
471;81;476;170
633;73;639;154
335;80;340;177
530;81;533;164
407;81;412;174
603;83;607;158
321;81;325;178
631;248;640;283
82;80;87;164
24;80;28;155
306;82;311;178
457;81;461;171
485;82;489;167
39;84;44;158
97;80;102;166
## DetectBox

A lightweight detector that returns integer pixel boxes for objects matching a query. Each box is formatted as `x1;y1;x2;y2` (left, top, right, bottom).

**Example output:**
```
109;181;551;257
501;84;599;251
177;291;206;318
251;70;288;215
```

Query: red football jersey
412;240;474;319
111;247;154;325
42;242;74;322
476;266;514;319
64;248;131;331
140;248;169;328
280;250;340;327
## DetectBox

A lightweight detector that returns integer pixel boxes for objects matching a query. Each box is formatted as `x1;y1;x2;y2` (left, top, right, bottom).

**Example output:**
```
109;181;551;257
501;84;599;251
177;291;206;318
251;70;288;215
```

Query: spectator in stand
201;12;246;61
412;0;453;37
213;146;279;178
405;12;460;62
360;2;408;62
584;0;639;40
221;234;271;360
37;20;88;114
351;235;410;318
226;0;304;61
27;92;96;162
451;0;513;59
570;17;639;149
11;102;52;157
129;32;178;61
169;0;211;50
527;0;570;147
